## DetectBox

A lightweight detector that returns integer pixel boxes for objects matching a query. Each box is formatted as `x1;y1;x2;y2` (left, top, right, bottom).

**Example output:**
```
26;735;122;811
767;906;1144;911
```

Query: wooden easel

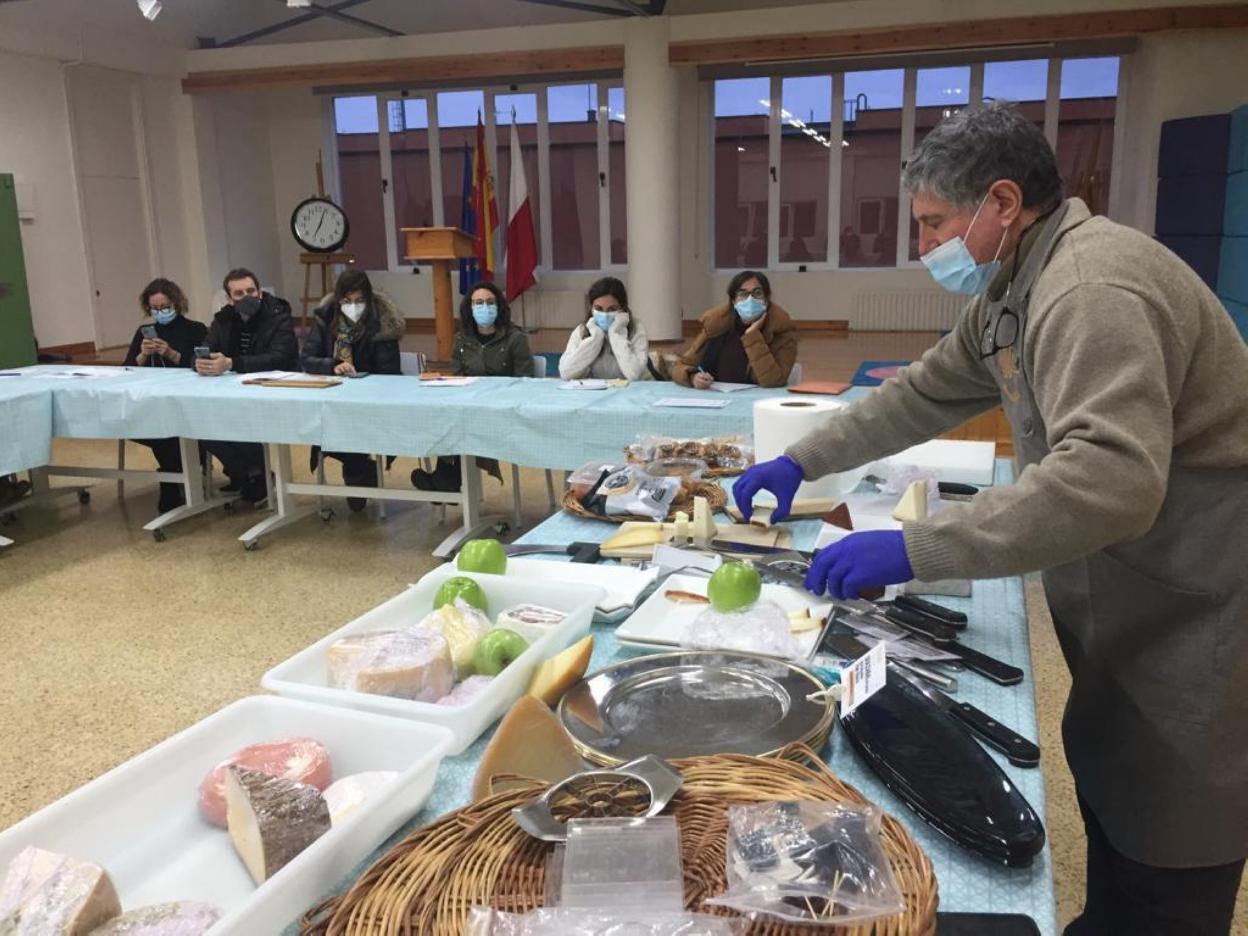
299;154;356;325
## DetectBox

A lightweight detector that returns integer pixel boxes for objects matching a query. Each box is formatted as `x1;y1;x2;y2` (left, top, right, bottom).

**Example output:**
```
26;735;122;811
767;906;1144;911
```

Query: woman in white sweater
558;277;651;381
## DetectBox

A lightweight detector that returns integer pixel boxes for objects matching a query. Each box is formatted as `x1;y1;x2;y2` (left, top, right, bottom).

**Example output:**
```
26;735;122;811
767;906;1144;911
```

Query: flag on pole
457;142;477;295
471;114;499;282
505;116;539;302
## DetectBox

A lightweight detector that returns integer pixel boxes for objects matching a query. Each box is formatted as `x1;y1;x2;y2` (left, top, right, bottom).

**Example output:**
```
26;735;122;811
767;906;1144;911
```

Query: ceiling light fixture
287;0;313;6
137;0;161;19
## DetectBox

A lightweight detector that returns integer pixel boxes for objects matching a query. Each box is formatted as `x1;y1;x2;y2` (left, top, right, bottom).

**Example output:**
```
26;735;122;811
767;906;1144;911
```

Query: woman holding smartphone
123;278;208;513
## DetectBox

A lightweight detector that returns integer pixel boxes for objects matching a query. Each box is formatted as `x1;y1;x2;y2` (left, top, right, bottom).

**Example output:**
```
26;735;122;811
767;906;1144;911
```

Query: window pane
334;96;386;270
909;67;971;260
779;75;831;263
714;78;769;269
438;90;486;244
390;98;433;265
983;59;1047;127
495;92;541;268
840;70;903;268
608;87;627;265
1058;58;1119;216
547;84;599;270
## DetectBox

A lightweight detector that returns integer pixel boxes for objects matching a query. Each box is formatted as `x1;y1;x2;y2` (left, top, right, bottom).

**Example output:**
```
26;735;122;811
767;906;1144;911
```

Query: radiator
852;290;965;331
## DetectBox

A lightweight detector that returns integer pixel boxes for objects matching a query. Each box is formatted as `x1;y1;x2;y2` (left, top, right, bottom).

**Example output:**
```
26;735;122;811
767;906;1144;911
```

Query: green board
0;174;36;368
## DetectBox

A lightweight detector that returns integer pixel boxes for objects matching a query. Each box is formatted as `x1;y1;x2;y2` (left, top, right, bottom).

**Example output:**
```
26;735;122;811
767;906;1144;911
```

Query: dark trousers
137;437;202;508
323;451;377;486
200;440;265;483
1064;794;1244;936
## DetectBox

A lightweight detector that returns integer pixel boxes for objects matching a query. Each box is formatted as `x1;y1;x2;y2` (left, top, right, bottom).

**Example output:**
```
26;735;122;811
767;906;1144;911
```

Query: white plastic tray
0;695;453;935
504;558;659;616
615;573;833;660
262;565;605;753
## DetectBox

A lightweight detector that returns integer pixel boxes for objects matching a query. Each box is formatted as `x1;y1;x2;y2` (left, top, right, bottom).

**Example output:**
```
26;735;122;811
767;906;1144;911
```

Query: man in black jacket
197;267;298;503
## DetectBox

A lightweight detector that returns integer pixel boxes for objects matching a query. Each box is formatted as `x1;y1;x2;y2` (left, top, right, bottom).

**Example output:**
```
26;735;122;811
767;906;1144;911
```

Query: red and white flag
505;118;538;302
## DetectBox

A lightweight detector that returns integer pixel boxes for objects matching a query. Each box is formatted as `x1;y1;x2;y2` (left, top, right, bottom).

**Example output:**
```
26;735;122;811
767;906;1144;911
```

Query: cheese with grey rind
86;902;220;935
224;767;331;885
0;846;120;935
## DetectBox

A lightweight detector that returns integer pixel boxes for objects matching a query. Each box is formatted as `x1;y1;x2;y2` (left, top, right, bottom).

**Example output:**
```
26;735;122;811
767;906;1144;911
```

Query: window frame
710;55;1123;273
329;78;626;277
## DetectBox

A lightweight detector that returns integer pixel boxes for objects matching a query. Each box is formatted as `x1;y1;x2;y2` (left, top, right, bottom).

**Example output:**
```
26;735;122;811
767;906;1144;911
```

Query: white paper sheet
653;397;730;409
707;381;754;393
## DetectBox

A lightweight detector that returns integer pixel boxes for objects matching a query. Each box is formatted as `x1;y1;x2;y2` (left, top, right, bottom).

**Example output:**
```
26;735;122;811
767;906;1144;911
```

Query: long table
0;382;53;548
0;368;833;550
289;460;1057;936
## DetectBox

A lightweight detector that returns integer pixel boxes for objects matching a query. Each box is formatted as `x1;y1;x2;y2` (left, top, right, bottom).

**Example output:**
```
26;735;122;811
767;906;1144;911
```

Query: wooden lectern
400;227;476;361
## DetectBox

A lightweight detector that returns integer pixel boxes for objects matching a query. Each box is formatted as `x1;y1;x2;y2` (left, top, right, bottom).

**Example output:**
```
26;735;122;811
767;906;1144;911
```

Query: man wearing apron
735;103;1248;934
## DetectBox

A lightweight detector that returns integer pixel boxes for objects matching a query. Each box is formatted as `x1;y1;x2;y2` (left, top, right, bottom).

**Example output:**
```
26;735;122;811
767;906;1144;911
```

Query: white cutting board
503;557;659;613
873;439;996;486
615;574;833;659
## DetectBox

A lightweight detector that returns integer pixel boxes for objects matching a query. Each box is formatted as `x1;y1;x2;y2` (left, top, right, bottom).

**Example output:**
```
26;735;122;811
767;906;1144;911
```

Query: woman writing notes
558;277;650;381
671;270;799;389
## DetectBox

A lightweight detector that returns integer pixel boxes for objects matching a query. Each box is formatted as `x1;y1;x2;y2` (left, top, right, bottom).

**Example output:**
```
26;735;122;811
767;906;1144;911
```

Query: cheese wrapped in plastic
494;604;565;645
87;902;221;935
327;629;454;701
323;771;399;826
414;604;491;677
0;846;121;935
198;737;332;827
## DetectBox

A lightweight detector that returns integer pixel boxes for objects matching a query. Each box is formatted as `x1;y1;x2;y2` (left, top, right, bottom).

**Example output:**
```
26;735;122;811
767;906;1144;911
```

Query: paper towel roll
753;397;868;501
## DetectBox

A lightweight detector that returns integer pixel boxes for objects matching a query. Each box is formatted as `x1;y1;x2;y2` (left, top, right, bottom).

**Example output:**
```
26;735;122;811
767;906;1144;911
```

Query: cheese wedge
825;502;854;531
471;695;583;801
0;846;120;935
672;511;689;543
527;635;594;706
602;524;665;551
892;480;929;522
691;496;717;543
224;767;331;885
88;902;221;935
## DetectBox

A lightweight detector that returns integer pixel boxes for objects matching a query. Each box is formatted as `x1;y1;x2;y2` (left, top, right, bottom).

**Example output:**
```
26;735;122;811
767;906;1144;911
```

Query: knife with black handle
912;678;1040;768
884;604;959;644
939;641;1026;686
893;593;968;627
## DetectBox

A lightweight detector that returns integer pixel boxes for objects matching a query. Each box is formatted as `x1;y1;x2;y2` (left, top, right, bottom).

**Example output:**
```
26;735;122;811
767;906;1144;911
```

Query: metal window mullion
537;90;553;271
1044;58;1061;149
377;95;399;271
827;72;844;268
428;92;444;227
897;67;917;268
969;62;984;106
767;75;781;269
1107;55;1128;221
596;81;612;270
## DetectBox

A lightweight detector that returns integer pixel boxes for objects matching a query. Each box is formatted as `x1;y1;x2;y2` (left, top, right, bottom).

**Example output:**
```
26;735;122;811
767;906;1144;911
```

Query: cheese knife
910;678;1040;768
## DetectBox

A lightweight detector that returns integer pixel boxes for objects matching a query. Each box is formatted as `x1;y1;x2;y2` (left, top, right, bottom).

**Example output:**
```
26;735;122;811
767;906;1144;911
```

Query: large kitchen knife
502;542;603;562
911;678;1040;768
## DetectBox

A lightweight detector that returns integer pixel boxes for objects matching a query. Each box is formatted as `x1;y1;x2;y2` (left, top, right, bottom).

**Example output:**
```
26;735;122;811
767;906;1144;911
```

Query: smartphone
345;372;370;379
140;325;157;339
193;346;211;360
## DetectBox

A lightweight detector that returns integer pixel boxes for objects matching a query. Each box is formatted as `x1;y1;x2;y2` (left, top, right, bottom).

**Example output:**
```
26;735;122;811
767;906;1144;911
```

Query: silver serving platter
558;650;834;766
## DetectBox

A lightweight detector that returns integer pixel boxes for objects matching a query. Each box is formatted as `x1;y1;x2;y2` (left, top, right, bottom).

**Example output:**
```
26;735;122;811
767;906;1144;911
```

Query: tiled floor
8;330;1245;932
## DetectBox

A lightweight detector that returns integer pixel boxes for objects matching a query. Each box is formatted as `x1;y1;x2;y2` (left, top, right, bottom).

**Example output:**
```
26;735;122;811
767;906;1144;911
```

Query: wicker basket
302;744;938;936
560;480;728;524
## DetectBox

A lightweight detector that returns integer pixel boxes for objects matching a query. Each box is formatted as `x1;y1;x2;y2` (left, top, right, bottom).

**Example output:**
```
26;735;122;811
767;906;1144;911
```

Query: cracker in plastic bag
578;464;681;522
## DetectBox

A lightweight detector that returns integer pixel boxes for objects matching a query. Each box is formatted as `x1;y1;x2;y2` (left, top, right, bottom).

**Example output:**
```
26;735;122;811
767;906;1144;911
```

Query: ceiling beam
669;3;1248;65
287;0;403;38
512;0;634;16
203;0;376;48
184;44;625;94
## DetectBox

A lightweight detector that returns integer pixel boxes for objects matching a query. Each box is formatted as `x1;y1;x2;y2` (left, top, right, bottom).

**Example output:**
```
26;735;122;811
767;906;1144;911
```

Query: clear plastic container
645;457;708;481
559;817;684;911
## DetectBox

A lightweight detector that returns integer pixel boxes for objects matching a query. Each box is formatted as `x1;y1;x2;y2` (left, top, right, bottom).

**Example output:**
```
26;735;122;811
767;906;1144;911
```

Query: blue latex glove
805;530;914;599
732;455;805;522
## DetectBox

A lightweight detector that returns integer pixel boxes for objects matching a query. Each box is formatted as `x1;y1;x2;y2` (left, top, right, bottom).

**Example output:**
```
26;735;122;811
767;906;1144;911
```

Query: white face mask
340;301;365;323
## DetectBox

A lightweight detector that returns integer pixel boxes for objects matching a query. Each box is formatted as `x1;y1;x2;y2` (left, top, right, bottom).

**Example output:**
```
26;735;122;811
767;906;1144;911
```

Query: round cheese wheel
198;737;332;827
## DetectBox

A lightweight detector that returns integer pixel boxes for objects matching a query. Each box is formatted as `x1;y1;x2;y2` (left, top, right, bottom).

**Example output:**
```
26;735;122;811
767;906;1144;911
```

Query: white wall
0;50;94;348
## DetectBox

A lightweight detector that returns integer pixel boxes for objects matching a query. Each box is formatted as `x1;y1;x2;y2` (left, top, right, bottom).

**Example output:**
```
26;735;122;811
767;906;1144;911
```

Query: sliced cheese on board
322;771;399;827
892;480;929;522
326;629;455;701
527;635;594;706
672;511;689;543
691;496;717;543
0;846;121;935
224;767;331;885
601;524;666;555
87;901;221;935
471;695;583;801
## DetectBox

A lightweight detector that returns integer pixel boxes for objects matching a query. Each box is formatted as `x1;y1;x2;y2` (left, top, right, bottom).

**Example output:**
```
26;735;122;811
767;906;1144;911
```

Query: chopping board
600;521;792;560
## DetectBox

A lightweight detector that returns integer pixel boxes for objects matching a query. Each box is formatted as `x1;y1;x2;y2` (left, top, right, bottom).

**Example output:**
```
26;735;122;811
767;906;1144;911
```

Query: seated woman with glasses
670;270;799;389
411;282;533;492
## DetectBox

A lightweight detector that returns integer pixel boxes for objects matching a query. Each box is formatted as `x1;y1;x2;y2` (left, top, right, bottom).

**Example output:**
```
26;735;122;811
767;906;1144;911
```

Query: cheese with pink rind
197;737;332;828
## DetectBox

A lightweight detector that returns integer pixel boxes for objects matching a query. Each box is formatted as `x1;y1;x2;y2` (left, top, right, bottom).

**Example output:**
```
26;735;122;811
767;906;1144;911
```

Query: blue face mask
734;296;767;322
920;195;1008;295
592;312;616;331
472;303;498;328
152;308;177;326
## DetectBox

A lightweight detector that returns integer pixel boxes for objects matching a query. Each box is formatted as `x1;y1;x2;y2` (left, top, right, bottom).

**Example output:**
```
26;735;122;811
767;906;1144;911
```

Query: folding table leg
237;443;316;549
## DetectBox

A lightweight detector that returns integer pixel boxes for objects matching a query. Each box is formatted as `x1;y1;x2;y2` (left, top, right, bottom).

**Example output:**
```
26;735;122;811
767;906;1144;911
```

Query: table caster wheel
320;508;335;522
223;501;235;512
78;489;91;505
152;528;166;543
0;513;14;527
243;540;259;551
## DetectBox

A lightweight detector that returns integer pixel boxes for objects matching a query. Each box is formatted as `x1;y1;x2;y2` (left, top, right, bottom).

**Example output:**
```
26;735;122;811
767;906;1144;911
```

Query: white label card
840;640;888;717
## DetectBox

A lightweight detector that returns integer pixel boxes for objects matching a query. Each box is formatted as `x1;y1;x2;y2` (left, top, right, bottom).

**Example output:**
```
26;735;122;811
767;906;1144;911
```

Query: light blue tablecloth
6;367;869;468
0;382;52;475
293;459;1057;935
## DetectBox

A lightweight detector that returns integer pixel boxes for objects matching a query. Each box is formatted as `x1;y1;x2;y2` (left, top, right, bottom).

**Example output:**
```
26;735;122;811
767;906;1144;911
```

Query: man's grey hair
902;102;1064;214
